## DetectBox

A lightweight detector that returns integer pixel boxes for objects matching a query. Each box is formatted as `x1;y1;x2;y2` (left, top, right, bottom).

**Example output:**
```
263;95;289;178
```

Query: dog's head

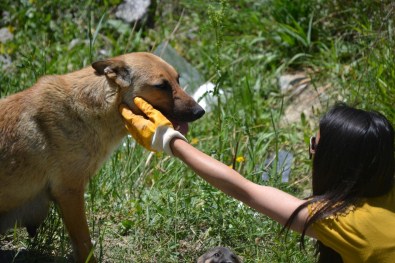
92;52;205;134
197;247;242;263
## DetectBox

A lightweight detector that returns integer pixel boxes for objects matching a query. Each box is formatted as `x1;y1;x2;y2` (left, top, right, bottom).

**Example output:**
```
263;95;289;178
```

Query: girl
120;98;395;262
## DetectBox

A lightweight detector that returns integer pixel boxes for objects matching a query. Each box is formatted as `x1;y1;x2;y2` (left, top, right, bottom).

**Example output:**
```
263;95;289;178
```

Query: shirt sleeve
308;204;367;262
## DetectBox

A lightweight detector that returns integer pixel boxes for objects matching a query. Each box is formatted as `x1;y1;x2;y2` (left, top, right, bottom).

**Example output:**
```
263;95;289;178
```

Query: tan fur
0;52;204;262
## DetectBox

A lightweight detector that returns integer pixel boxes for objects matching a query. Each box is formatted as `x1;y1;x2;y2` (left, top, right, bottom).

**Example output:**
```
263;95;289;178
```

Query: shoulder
310;187;395;260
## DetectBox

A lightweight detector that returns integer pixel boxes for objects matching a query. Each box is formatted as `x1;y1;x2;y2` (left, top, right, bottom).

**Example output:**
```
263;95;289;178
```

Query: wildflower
191;138;199;145
236;156;245;163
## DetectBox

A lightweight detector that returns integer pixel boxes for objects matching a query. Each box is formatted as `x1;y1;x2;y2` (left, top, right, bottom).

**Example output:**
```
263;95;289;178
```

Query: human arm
170;138;315;236
119;98;315;237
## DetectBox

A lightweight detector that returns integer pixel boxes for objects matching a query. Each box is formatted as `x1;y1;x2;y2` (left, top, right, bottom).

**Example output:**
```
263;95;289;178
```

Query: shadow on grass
0;249;71;263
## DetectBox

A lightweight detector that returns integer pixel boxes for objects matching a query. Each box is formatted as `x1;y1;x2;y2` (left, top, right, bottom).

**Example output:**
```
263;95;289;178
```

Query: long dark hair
285;103;395;262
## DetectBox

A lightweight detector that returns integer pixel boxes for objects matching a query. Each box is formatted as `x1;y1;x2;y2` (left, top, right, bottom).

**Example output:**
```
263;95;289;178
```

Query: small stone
115;0;151;23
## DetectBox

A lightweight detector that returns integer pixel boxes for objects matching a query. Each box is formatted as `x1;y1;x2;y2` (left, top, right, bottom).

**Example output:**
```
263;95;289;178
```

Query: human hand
119;97;186;156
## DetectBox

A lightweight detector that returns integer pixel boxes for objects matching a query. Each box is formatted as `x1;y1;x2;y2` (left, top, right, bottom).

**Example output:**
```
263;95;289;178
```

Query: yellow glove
119;97;187;156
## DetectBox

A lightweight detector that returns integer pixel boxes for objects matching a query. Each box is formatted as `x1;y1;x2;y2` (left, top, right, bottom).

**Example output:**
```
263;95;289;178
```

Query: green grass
1;0;394;262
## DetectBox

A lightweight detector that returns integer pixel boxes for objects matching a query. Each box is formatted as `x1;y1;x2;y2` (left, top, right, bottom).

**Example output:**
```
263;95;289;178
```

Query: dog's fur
197;247;242;263
0;52;204;262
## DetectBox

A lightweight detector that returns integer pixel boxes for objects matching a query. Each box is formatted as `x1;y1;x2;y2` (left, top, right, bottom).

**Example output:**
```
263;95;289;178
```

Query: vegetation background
0;0;394;262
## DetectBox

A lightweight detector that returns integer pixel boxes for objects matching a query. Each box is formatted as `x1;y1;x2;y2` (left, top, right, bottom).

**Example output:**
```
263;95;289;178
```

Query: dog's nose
193;105;205;119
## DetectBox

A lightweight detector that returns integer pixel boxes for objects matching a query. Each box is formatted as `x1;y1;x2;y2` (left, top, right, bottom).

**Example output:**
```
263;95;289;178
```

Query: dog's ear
92;59;131;88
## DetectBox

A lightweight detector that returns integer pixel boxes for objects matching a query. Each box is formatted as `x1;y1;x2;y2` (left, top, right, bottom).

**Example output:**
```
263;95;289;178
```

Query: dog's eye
154;82;168;90
214;253;220;258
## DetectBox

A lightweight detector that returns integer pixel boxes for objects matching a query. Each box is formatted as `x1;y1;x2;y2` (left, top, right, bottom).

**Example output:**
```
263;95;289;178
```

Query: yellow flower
191;138;199;145
236;156;245;163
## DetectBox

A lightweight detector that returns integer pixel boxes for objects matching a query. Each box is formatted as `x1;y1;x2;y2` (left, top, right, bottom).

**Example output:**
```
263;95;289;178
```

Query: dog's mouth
170;120;189;135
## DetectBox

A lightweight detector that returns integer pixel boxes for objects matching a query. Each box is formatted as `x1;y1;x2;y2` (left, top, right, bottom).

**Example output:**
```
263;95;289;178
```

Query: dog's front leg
52;187;96;263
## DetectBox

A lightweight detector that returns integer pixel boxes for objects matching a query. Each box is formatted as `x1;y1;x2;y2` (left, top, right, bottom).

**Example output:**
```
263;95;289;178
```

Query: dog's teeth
175;125;180;131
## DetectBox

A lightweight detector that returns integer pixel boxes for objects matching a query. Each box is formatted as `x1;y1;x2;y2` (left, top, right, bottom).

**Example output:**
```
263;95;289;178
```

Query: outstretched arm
119;98;315;237
170;138;315;237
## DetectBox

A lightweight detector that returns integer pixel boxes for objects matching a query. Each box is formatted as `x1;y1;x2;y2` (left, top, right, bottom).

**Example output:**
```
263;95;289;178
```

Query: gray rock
262;150;293;183
115;0;151;23
278;73;309;96
278;72;326;126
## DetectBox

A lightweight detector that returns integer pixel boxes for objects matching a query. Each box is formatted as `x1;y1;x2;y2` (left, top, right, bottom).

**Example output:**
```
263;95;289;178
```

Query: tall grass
0;0;393;262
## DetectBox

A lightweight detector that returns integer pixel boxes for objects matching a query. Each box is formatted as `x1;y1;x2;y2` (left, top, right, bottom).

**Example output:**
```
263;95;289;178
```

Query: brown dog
197;247;242;263
0;52;204;262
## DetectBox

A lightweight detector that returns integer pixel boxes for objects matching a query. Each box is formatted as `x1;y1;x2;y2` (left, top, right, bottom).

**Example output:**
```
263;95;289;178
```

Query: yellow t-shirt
311;186;395;263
